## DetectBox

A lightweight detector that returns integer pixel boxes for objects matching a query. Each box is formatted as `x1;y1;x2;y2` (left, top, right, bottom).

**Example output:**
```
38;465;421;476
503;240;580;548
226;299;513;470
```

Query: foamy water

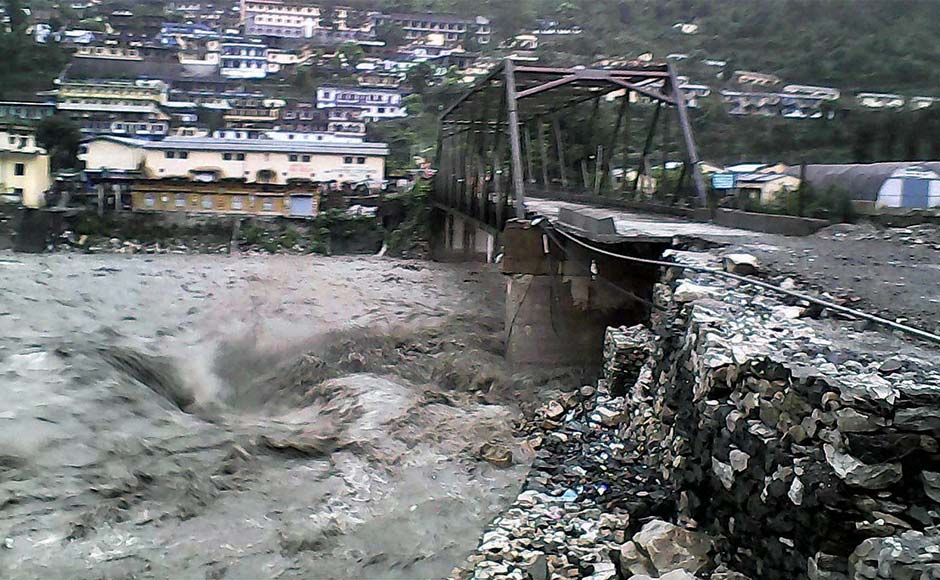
0;253;541;579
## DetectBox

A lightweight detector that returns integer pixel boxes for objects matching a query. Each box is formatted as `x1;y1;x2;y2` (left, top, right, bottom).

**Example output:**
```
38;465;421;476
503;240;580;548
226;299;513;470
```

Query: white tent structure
876;165;940;208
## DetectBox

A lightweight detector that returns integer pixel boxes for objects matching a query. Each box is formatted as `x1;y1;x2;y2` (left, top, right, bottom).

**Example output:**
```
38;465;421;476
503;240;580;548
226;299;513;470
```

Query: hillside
528;0;940;95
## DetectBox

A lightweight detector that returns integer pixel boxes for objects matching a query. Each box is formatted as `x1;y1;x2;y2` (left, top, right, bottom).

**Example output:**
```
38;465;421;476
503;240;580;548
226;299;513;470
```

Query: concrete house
316;86;406;120
0;124;52;208
79;135;388;187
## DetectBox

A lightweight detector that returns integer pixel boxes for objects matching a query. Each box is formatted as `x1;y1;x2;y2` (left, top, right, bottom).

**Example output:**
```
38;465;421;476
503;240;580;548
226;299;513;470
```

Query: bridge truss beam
434;59;706;231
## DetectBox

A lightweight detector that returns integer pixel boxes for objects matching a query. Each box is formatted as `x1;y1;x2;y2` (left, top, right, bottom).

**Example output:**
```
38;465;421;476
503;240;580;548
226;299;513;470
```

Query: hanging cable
547;224;940;345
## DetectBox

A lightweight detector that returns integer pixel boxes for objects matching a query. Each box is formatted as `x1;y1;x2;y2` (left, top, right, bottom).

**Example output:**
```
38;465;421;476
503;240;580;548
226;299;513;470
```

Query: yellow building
79;135;388;186
130;179;321;217
56;80;169;107
0;124;52;208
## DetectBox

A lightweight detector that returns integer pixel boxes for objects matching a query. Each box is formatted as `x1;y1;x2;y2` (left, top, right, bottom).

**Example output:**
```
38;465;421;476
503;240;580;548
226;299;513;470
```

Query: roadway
525;196;940;337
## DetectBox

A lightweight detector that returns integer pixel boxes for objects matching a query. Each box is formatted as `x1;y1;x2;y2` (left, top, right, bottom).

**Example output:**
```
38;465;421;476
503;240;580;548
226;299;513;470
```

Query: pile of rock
640;250;940;578
450;379;664;580
451;341;748;579
603;325;653;396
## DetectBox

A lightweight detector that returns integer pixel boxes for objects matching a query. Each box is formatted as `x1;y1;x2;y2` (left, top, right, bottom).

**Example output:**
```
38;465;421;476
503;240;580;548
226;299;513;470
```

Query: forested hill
534;0;940;95
387;0;940;95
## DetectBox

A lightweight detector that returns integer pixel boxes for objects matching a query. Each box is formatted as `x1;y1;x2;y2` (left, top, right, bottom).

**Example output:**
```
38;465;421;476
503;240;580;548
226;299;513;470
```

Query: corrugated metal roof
736;172;789;183
785;162;940;201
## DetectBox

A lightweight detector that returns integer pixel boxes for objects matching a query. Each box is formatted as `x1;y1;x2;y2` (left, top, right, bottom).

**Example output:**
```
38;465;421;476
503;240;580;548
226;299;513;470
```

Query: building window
191;195;199;207
289;154;298;162
356;157;365;164
262;199;274;211
202;197;213;209
175;194;185;207
223;153;232;160
14;163;25;176
145;193;155;207
13;187;23;198
179;151;189;159
232;196;243;210
236;153;246;160
344;156;353;164
301;155;311;162
165;151;176;159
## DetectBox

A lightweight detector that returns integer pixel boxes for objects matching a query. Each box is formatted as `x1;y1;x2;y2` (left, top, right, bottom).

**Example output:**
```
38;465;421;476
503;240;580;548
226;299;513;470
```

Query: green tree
406;62;433;95
338;42;364;69
37;115;82;172
5;0;27;33
375;21;406;51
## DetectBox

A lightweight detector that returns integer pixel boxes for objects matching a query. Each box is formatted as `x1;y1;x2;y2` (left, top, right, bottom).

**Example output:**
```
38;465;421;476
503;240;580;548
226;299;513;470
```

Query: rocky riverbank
454;246;940;580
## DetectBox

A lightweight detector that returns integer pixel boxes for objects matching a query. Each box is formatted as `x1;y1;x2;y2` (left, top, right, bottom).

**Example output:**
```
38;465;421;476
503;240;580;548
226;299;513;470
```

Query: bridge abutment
502;220;666;369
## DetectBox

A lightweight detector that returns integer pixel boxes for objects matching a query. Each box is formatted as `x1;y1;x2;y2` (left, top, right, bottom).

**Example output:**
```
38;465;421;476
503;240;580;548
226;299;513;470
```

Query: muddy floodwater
0;253;545;579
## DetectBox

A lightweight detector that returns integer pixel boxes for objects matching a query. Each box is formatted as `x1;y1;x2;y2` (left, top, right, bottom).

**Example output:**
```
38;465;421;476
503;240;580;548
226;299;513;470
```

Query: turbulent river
0;253;565;579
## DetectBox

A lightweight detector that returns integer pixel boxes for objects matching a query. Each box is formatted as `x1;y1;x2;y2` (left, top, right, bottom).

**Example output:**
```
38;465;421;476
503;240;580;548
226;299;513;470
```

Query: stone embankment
454;249;940;579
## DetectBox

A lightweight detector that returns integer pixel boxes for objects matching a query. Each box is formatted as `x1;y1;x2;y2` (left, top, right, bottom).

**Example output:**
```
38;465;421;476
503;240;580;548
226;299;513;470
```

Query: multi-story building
316;85;405;120
357;71;401;89
130;179;322;218
276;101;366;135
54;80;172;138
220;39;270;79
241;0;321;38
911;96;939;111
372;13;491;47
68;43;185;80
0;123;52;208
266;131;363;144
223;96;282;129
857;93;906;110
779;96;826;119
79;135;388;186
733;71;782;88
721;91;782;116
240;0;372;39
782;85;841;101
0;102;56;123
677;84;711;109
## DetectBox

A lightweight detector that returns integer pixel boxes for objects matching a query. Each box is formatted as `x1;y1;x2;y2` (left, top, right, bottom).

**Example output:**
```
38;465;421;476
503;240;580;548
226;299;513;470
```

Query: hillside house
0;123;52;208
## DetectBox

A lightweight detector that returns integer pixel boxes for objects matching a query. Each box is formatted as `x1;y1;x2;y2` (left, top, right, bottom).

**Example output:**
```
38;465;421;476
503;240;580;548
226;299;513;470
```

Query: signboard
711;173;737;190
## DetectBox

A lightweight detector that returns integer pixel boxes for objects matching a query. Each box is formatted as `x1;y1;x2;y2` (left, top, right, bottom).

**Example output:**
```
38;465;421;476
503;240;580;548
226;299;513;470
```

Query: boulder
824;445;902;489
922;471;940;503
632;520;713;575
722;253;759;275
674;282;714;304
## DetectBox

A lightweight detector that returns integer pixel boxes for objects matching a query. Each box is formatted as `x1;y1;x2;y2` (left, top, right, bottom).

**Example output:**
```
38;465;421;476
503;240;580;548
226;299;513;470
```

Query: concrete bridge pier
430;207;498;262
501;220;666;369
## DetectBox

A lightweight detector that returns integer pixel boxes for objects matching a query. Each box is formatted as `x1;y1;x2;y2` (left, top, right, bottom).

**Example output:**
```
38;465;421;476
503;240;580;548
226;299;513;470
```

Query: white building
241;0;371;38
316;86;406;120
857;92;905;109
372;13;490;47
220;40;269;79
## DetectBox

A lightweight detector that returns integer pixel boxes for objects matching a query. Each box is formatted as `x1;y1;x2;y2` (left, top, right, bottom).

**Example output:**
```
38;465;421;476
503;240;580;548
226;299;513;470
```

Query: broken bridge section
501;216;670;369
433;58;710;368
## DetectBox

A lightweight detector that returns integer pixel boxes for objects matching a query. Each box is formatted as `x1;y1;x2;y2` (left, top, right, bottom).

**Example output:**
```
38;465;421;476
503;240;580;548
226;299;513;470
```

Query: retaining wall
713;208;830;236
623;254;940;579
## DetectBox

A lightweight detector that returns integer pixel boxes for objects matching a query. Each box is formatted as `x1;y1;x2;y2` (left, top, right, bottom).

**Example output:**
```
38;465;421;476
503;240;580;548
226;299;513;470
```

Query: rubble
634;250;940;578
456;245;940;580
